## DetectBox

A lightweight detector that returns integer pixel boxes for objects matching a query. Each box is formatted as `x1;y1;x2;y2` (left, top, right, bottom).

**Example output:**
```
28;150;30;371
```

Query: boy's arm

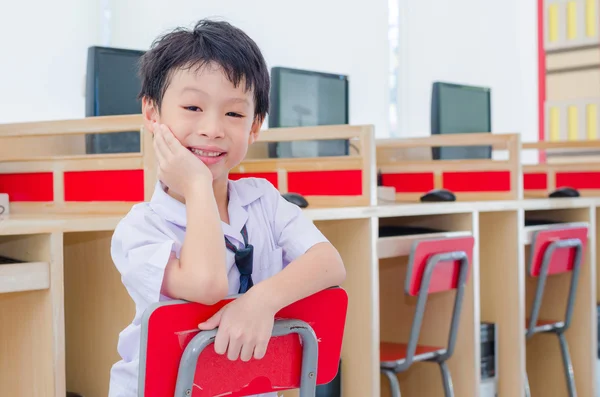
252;187;347;310
198;184;345;362
160;180;229;304
198;242;344;362
154;123;229;304
246;240;345;313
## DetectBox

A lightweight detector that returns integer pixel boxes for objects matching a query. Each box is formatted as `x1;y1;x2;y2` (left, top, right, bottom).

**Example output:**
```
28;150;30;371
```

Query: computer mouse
419;188;456;202
549;187;580;198
282;192;309;208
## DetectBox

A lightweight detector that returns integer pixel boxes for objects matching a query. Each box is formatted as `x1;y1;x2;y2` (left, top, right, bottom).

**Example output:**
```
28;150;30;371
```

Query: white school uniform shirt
108;178;328;397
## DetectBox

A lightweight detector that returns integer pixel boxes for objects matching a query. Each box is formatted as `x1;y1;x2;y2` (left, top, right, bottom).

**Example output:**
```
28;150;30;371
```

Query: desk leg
479;210;526;396
316;217;379;397
51;232;66;397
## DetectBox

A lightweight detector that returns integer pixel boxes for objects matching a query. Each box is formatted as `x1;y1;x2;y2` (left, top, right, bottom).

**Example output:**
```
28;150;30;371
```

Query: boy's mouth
188;147;227;165
189;147;225;157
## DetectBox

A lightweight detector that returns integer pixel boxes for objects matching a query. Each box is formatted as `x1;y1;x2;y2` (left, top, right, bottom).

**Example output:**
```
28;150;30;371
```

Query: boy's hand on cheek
197;292;276;362
152;123;212;197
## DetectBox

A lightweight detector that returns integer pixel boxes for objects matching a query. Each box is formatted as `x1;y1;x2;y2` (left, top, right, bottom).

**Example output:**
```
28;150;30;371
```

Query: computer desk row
0;197;598;397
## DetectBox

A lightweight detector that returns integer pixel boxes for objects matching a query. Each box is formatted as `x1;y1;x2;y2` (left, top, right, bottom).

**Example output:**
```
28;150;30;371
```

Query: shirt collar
149;179;265;244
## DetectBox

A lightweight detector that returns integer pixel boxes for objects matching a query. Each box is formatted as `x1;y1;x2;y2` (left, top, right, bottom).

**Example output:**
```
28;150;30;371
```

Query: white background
394;0;539;146
0;0;538;145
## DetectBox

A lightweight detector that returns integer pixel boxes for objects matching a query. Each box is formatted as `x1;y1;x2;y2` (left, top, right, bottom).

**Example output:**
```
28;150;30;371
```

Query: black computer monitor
431;82;492;160
85;46;145;154
268;67;349;158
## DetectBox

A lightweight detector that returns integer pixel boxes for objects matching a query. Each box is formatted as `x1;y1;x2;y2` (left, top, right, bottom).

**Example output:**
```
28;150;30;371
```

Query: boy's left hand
198;292;276;361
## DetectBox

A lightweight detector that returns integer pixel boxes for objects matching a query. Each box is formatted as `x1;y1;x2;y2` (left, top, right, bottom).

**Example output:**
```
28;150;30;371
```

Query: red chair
380;236;474;397
138;286;348;397
524;225;587;397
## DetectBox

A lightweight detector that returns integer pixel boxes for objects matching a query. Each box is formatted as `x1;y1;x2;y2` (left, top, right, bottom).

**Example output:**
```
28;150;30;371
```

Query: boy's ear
248;116;263;144
142;97;159;134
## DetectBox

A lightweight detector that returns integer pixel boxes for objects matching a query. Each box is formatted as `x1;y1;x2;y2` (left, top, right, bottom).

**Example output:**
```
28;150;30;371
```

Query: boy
108;19;346;397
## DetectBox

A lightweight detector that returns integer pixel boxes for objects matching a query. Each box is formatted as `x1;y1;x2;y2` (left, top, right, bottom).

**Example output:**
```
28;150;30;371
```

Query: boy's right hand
153;123;213;197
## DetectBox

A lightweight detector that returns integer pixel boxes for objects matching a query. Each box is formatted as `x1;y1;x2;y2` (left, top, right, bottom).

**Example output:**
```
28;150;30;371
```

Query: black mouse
282;192;308;208
549;187;580;198
419;188;456;202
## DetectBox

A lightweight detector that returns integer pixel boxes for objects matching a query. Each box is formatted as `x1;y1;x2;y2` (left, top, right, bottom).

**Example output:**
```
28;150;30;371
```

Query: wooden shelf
522;222;589;245
0;261;50;294
378;231;472;259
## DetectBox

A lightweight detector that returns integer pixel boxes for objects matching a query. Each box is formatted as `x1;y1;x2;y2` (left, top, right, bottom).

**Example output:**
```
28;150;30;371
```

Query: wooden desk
376;133;522;202
1;116;598;397
2;197;598;397
0;115;380;396
0;208;379;397
374;198;597;397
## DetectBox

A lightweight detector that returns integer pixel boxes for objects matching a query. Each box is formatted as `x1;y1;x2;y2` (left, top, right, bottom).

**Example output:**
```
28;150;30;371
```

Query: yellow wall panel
549;4;559;42
568;105;579;140
587;104;598;139
586;0;597;37
550;106;560;141
567;1;578;39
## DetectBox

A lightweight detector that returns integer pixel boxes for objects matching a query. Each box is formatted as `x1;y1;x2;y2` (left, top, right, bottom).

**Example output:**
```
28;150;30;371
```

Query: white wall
0;0;539;147
106;0;390;137
394;0;539;148
0;1;102;123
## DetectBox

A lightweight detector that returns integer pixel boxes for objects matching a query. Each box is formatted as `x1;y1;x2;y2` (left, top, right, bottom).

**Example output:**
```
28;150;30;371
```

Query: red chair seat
380;342;445;364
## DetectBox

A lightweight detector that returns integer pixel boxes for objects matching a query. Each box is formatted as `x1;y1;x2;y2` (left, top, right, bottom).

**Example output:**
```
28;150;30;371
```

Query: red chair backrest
529;225;588;277
405;236;474;296
139;287;348;397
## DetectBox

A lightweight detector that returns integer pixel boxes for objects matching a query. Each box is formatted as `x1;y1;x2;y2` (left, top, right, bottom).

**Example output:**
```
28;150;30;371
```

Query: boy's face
143;62;261;184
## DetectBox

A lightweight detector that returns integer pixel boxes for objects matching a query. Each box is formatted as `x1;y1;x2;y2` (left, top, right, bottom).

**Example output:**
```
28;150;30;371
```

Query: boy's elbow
193;274;229;305
326;244;346;285
335;256;346;285
164;262;229;305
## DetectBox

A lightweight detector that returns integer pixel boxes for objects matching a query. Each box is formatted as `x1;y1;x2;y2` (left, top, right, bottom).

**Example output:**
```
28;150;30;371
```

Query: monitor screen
85;46;145;154
269;67;349;158
431;82;492;160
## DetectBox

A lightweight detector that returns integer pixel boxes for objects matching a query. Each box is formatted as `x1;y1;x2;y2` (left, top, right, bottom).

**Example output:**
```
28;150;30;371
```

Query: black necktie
224;224;254;293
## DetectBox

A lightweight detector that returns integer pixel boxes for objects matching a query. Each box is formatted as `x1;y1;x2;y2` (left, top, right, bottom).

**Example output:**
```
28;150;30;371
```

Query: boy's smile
188;144;227;165
143;61;262;190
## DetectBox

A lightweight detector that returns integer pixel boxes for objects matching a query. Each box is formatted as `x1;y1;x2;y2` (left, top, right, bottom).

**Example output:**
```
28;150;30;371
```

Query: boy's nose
197;116;225;139
199;128;224;139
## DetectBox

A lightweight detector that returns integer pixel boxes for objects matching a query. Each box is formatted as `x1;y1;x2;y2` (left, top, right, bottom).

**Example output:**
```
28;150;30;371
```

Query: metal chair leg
557;332;577;397
524;372;531;397
438;361;454;397
381;368;401;397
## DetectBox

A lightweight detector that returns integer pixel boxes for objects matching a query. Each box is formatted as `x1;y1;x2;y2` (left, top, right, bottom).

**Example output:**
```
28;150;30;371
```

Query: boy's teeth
191;148;221;157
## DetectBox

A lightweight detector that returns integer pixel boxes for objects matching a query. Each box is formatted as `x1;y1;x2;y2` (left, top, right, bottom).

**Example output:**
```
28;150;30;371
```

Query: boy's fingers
253;340;268;360
213;328;228;355
153;125;172;159
226;337;242;361
198;308;223;330
240;342;255;362
153;132;169;164
159;124;180;152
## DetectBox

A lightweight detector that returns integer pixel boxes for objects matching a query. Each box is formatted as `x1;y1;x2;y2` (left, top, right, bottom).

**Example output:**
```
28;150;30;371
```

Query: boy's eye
226;112;244;118
184;106;202;112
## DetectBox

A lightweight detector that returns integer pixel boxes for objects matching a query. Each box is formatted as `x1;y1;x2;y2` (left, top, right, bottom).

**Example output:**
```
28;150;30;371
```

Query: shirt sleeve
268;185;329;264
111;207;177;309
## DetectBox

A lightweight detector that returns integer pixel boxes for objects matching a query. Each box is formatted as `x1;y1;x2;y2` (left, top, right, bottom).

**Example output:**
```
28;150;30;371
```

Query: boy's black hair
138;19;270;121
